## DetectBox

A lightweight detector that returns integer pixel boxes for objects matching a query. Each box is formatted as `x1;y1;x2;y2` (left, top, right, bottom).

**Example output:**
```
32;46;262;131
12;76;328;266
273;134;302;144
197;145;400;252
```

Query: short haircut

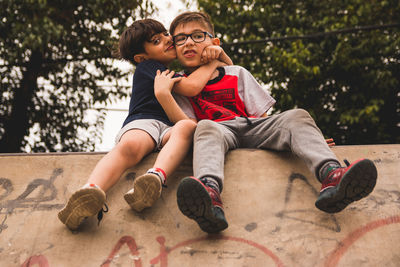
170;11;214;37
115;19;166;65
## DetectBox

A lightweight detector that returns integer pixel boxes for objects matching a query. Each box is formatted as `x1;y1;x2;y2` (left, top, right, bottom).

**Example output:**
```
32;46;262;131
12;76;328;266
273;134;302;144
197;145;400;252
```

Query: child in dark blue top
123;60;173;126
58;18;232;230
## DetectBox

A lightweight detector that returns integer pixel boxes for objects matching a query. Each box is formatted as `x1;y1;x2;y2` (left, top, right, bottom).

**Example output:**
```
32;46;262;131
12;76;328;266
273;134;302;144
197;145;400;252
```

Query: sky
96;0;196;151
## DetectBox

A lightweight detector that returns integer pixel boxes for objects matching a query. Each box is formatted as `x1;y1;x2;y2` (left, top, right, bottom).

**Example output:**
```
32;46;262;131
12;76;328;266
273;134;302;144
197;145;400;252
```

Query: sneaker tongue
325;166;338;176
343;159;350;167
200;177;220;193
147;168;166;184
82;183;101;189
319;162;341;181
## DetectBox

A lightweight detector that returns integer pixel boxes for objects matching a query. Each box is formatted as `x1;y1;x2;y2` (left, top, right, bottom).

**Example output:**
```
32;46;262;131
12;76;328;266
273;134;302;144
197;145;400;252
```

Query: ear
212;38;220;46
133;53;147;64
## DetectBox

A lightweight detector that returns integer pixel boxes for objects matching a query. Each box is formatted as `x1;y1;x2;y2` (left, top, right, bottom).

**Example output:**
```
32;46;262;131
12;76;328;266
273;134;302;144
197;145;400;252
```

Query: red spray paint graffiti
101;235;142;267
19;215;400;267
21;255;50;267
149;235;285;267
324;215;400;267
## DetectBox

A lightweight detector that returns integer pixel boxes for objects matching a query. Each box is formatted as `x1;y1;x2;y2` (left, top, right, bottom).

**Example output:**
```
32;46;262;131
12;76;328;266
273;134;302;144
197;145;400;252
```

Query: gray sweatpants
193;109;339;190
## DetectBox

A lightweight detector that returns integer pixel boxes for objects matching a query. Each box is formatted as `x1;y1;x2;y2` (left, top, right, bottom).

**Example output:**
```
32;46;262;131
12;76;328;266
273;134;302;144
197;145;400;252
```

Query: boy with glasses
173;31;213;45
58;18;232;230
164;11;377;234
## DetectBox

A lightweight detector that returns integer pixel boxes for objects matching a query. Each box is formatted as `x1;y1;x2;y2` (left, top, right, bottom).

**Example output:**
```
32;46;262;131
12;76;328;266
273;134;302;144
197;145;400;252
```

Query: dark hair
169;11;214;37
114;19;166;65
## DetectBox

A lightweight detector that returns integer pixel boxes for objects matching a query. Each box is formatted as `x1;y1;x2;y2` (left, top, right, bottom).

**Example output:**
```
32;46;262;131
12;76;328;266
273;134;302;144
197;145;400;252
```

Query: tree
0;0;154;152
197;0;399;144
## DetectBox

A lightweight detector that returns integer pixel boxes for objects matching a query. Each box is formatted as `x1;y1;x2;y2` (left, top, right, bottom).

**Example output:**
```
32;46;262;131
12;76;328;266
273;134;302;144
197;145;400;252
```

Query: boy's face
135;32;176;65
172;21;219;71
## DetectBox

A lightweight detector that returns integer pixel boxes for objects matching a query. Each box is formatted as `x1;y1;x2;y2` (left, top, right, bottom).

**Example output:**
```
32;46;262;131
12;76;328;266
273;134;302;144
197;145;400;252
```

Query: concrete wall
0;145;399;266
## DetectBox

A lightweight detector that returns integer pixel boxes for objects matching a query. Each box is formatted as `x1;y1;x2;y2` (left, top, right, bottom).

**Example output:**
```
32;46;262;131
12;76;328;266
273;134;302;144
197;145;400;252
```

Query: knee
175;119;197;131
196;120;216;134
195;120;223;139
278;109;316;131
196;120;217;131
116;137;143;162
173;119;197;138
285;108;314;123
289;108;311;117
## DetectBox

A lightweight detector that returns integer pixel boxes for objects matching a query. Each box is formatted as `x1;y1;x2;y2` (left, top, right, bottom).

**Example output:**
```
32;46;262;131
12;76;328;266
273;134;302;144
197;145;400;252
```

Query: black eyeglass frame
173;31;214;46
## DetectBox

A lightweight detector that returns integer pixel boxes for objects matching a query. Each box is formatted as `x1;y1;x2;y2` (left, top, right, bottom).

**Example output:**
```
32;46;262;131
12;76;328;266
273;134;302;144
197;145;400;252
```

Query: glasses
173;31;214;46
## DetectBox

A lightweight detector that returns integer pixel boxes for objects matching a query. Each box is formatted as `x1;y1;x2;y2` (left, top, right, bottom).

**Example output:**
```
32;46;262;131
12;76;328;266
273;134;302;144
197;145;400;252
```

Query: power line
90;107;128;112
222;23;400;47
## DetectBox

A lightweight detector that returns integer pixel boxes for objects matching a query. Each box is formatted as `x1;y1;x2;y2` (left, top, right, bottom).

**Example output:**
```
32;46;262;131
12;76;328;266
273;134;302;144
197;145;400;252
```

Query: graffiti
101;236;142;267
100;234;284;267
2;161;399;266
276;171;400;233
148;235;285;267
276;172;341;232
363;189;400;208
324;215;400;267
0;178;13;201
21;255;50;267
19;214;400;267
0;168;64;233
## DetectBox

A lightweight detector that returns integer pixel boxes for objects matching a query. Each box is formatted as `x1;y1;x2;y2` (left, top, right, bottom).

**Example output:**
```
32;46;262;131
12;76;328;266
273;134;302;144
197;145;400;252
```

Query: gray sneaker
58;186;106;230
124;173;162;212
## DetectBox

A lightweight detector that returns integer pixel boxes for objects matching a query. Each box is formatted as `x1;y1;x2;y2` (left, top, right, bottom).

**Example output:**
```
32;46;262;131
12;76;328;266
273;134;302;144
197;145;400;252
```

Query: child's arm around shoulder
154;69;196;124
172;60;225;97
173;46;233;97
201;45;233;66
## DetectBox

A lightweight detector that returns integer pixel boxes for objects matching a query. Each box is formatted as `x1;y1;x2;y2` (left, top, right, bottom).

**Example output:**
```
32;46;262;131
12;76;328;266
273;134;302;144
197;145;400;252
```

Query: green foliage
0;0;155;152
197;0;399;144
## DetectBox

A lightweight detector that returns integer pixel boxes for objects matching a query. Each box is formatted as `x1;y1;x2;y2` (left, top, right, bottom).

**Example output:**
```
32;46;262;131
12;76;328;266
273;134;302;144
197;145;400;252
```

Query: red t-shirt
176;66;276;122
188;73;250;121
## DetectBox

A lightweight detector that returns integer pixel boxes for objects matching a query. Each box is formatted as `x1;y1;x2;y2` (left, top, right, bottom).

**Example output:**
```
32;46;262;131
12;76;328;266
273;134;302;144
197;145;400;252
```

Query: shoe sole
315;159;377;213
177;177;228;233
124;173;162;212
58;187;106;230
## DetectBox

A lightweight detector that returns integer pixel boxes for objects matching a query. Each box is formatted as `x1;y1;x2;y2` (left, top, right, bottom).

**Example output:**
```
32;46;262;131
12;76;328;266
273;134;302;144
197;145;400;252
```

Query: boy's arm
154;69;195;123
173;45;233;97
172;59;224;97
201;45;233;65
219;50;233;65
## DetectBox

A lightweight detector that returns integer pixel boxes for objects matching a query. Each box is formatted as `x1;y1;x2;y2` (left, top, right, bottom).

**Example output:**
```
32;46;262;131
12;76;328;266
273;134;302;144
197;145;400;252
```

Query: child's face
172;21;219;71
140;32;176;65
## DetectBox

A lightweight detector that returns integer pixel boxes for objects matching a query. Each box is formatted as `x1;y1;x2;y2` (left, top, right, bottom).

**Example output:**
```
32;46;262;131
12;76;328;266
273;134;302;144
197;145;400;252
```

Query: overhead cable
222;23;400;47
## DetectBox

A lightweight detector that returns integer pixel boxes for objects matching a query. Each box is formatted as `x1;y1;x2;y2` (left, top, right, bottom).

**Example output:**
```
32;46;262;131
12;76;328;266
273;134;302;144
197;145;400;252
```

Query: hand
215;60;228;68
201;45;224;63
154;69;182;97
326;138;336;147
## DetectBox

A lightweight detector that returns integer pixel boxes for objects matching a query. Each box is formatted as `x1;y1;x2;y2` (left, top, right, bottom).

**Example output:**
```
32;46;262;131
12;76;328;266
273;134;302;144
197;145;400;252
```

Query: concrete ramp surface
0;145;399;266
